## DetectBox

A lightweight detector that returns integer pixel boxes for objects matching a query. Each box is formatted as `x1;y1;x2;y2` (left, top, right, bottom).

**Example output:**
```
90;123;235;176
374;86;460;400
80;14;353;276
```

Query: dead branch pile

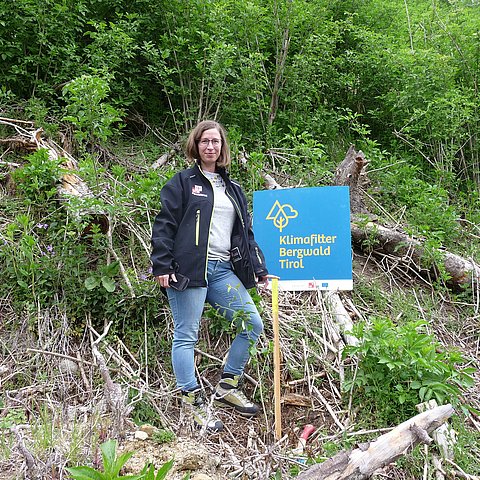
2;279;479;479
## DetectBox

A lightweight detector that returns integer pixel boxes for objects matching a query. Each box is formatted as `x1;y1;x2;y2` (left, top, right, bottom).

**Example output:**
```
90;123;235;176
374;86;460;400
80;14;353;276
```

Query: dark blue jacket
151;163;268;289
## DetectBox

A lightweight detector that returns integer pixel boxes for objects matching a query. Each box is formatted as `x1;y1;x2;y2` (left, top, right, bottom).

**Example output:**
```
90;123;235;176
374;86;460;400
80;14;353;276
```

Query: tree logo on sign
266;200;298;232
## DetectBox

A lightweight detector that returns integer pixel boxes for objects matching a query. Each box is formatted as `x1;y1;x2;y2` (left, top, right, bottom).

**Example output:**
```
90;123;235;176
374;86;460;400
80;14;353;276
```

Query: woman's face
198;128;222;172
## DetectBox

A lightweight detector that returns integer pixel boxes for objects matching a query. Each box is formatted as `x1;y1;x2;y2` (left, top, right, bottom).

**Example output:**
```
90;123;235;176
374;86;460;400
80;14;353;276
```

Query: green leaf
103;261;120;277
140;464;155;480
85;276;100;290
100;439;118;475
111;451;134;476
155;459;174;479
65;466;105;480
101;276;116;292
419;386;427;400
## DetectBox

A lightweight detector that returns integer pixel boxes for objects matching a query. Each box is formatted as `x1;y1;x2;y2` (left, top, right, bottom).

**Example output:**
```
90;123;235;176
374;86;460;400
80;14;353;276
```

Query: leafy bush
343;317;475;425
62;74;124;145
374;162;461;245
12;149;63;205
151;429;176;445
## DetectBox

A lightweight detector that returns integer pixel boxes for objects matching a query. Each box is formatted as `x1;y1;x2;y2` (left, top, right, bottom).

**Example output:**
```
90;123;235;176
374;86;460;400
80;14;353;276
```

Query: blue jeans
167;260;264;391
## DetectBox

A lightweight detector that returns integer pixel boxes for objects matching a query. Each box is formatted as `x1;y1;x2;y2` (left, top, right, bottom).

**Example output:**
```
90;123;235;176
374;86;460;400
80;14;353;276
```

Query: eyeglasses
199;139;221;148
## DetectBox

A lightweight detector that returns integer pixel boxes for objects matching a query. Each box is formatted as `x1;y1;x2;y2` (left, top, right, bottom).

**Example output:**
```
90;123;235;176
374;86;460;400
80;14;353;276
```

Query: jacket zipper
226;190;244;228
197;166;214;282
195;209;200;246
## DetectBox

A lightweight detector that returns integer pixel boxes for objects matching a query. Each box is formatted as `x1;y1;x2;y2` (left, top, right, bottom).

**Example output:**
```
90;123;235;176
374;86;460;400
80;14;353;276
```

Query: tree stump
333;145;368;214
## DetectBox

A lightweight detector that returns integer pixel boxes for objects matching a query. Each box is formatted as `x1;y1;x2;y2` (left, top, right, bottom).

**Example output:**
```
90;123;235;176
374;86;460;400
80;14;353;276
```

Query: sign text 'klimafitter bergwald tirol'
253;186;353;291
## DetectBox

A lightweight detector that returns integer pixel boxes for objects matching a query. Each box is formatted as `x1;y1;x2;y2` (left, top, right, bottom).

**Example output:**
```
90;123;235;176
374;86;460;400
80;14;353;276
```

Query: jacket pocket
195;209;200;246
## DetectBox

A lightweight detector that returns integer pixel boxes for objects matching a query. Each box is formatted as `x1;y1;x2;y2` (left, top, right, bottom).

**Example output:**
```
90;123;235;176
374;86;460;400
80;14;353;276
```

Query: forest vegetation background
1;0;480;478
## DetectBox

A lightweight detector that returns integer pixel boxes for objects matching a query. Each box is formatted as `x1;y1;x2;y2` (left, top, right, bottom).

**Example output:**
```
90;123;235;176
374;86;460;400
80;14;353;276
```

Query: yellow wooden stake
270;275;282;441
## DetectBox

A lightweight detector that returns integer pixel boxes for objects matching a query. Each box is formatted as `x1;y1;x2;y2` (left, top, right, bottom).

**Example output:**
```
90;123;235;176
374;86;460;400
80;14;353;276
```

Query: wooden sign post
270;275;282;441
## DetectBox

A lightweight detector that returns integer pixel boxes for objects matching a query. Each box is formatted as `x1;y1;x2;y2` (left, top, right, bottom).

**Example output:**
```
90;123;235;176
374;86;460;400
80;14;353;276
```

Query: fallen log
0;118;93;198
322;291;358;347
0;117;108;233
417;400;456;480
150;142;181;170
351;217;480;287
297;404;454;480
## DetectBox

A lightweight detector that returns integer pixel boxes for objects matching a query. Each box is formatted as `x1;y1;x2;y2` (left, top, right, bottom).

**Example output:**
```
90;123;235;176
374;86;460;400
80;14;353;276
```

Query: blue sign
253;187;352;291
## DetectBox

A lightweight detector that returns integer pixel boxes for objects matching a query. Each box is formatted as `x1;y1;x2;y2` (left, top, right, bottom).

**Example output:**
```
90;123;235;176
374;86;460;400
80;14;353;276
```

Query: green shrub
151;429;176;445
343;317;475;425
12;149;63;205
374;162;460;246
62;74;124;145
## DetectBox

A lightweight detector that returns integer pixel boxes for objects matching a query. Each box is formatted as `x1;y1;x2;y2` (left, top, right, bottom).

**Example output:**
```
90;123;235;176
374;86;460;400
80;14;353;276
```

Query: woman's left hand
257;275;269;287
155;273;177;288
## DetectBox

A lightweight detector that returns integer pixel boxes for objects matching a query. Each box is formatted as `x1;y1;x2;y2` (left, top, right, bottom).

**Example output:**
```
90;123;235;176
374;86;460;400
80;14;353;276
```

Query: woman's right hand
155;273;177;288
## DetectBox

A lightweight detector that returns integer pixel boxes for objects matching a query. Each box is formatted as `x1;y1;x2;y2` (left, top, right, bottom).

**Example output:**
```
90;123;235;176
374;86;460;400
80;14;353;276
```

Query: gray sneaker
214;375;259;417
182;388;224;432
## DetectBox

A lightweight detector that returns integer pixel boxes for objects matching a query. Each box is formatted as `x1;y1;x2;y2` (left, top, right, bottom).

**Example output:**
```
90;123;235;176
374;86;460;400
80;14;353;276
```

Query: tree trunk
297;404;454;480
351;217;480;287
268;26;290;125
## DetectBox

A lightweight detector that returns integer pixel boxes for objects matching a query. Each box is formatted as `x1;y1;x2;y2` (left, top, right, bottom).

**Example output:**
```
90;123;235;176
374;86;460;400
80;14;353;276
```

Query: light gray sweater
203;171;236;262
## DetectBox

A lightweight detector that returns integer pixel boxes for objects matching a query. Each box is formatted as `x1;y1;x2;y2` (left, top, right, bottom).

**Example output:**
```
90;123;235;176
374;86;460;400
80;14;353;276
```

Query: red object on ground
293;423;316;460
299;424;316;441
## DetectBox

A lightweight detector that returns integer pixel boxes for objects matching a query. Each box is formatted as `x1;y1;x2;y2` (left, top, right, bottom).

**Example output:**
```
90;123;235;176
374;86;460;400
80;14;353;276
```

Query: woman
151;120;268;432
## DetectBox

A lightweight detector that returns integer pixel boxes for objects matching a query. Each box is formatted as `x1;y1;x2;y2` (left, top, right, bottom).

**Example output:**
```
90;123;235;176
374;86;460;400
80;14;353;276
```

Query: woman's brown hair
185;120;231;168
